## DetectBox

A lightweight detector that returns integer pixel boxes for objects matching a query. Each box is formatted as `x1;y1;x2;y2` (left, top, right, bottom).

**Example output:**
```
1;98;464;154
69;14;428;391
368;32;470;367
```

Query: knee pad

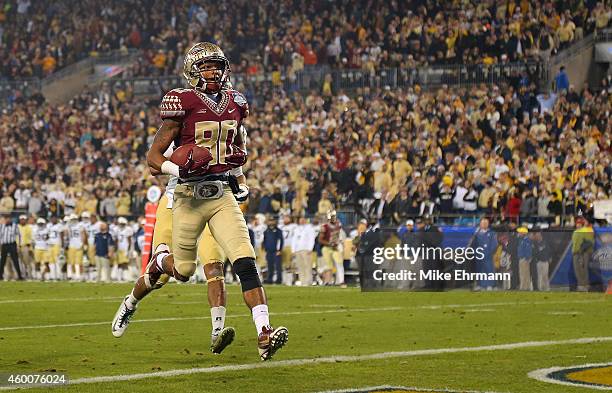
173;260;196;282
233;257;261;292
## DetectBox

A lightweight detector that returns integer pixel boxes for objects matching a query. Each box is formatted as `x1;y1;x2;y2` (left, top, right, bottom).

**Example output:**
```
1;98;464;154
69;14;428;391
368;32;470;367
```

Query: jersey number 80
195;120;238;166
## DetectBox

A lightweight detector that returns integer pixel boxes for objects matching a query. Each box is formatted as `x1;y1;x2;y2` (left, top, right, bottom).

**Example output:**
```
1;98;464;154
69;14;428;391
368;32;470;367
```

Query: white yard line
547;311;584;315
528;362;612;391
0;307;402;331
0;297;606;331
0;296;122;304
0;293;205;304
1;336;610;390
314;385;505;393
418;298;606;310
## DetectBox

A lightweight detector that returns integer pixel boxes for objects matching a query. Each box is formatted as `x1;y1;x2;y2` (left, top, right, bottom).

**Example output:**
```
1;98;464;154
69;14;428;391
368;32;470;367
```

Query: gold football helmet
183;42;231;93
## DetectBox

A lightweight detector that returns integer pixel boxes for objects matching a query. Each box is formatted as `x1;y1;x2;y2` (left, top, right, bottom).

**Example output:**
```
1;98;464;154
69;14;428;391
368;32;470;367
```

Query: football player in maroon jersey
112;43;287;361
319;210;345;286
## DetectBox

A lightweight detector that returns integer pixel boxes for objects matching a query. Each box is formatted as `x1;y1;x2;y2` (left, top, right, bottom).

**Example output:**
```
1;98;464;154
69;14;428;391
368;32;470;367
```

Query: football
170;144;213;169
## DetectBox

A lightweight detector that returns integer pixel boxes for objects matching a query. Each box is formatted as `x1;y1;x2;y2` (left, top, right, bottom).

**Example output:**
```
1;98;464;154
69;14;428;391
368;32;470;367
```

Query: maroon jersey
160;88;248;174
320;221;342;248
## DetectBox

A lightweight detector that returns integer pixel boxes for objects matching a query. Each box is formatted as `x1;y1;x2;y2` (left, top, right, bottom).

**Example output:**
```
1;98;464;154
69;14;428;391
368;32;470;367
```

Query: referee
0;213;23;281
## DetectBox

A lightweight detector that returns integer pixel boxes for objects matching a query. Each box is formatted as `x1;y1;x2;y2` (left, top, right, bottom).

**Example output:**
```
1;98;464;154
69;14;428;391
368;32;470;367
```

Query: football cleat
111;296;137;338
210;326;236;354
258;326;288;361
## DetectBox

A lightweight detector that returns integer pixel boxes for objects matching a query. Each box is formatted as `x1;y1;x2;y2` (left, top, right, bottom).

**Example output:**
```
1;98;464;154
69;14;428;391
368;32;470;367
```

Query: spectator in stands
5;0;608;81
0;192;14;214
520;189;537;224
391;189;411;225
554;66;570;93
1;64;609;233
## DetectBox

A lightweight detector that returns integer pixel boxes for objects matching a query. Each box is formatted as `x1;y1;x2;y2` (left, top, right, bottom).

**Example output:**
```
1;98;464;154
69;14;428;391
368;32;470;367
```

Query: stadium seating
0;75;609;227
1;0;610;80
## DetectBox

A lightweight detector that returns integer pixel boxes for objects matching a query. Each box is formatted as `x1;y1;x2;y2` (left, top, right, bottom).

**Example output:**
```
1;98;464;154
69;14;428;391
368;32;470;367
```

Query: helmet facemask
195;58;229;94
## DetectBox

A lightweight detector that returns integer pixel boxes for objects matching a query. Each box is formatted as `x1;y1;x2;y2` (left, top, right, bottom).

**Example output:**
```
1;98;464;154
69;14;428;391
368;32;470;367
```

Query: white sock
126;291;139;309
335;261;345;285
211;306;226;337
122;268;131;282
252;304;270;335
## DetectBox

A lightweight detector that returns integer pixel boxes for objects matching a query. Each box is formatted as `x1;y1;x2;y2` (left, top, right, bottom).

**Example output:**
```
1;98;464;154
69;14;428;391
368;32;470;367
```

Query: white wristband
161;160;180;177
230;166;243;177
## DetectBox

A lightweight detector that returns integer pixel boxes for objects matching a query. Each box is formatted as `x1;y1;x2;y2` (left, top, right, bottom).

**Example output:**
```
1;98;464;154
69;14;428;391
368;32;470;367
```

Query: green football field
0;282;611;393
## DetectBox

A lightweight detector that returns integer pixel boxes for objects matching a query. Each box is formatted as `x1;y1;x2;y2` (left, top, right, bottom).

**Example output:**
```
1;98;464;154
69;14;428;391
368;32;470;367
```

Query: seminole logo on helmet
183;42;231;93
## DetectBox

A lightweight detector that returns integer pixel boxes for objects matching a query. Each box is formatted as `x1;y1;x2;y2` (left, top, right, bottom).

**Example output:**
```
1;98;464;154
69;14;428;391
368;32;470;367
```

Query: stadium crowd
2;0;611;80
1;75;610;228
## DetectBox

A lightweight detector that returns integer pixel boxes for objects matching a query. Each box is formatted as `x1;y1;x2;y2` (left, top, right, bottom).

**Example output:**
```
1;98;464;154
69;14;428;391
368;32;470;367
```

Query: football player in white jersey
47;215;65;280
115;217;134;282
66;214;86;281
278;214;297;284
82;212;101;280
32;218;49;281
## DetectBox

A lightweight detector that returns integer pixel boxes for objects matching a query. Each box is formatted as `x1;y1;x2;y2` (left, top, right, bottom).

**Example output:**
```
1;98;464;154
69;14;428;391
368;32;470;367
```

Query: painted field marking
1;336;610;390
0;307;402;331
0;297;606;331
547;311;584;315
315;385;505;393
528;362;612;391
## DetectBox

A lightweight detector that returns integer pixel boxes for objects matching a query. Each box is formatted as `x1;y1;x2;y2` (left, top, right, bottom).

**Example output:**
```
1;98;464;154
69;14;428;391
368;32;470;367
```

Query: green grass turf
0;282;611;392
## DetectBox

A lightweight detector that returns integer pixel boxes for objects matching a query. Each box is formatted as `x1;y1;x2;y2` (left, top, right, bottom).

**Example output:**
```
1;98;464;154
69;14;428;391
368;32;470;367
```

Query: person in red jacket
505;189;522;224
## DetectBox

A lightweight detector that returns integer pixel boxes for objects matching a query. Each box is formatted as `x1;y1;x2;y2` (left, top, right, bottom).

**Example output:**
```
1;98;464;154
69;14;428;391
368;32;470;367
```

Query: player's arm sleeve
230;167;243;177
